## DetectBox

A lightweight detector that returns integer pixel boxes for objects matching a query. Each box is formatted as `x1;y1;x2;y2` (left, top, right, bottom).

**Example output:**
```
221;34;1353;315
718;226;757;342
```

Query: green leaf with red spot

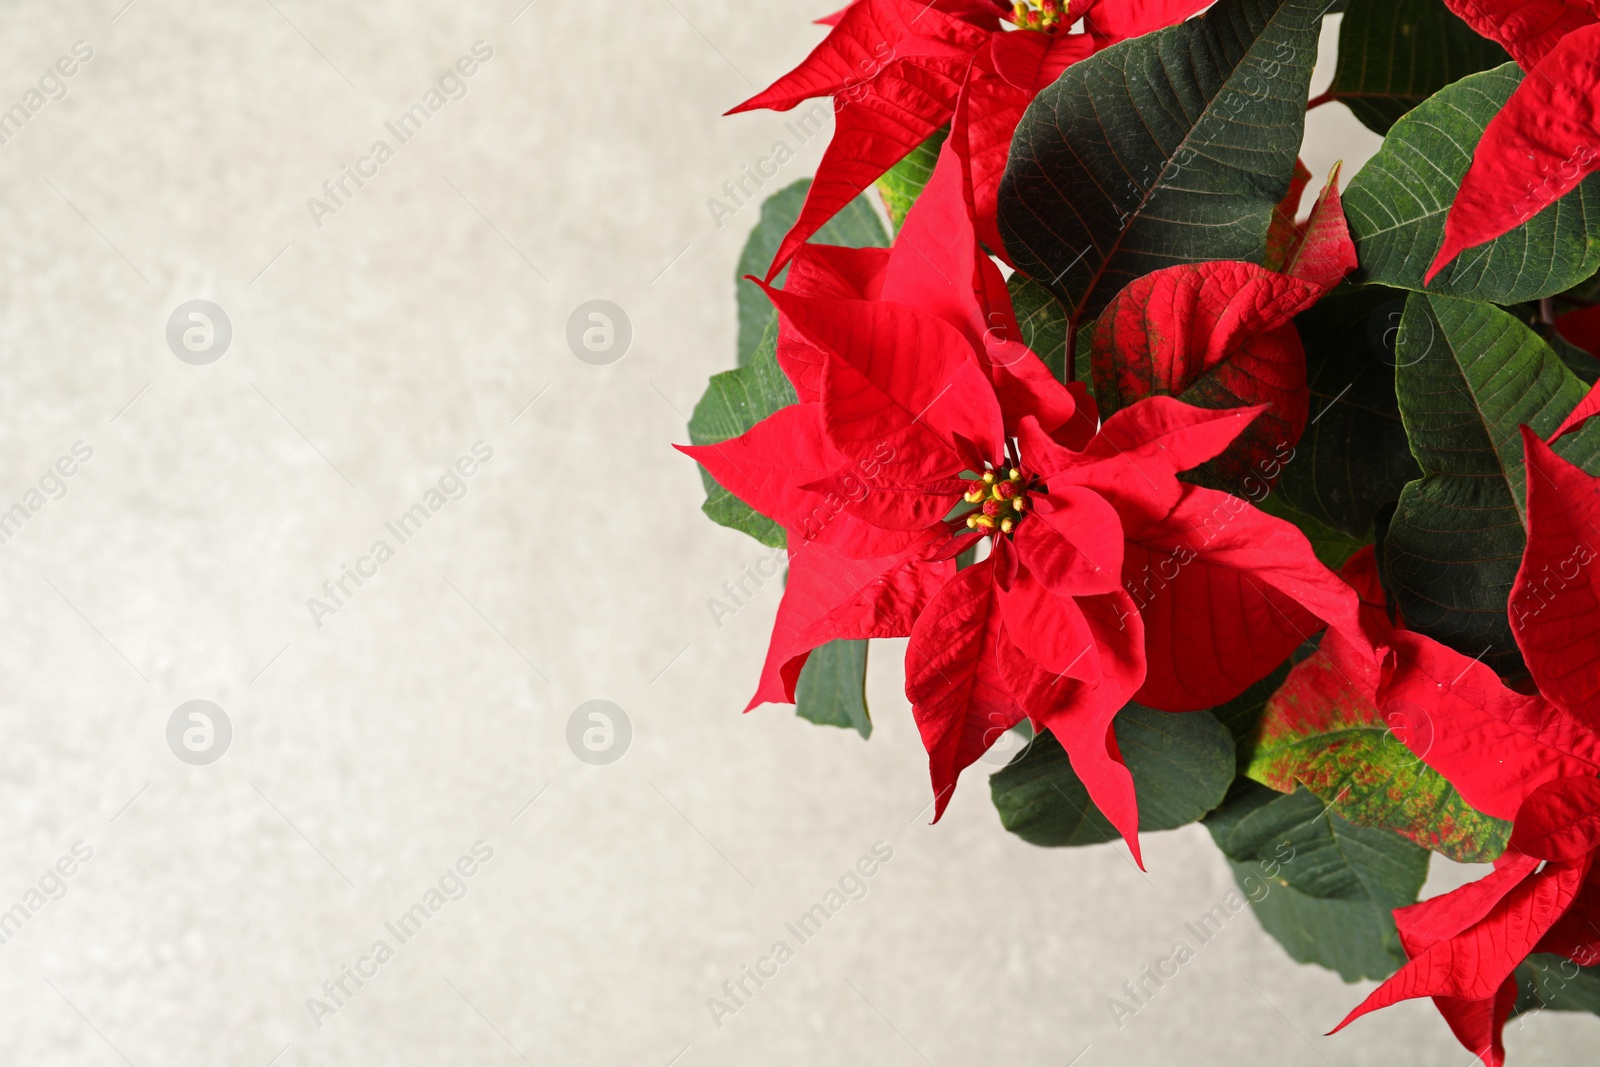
1244;646;1511;863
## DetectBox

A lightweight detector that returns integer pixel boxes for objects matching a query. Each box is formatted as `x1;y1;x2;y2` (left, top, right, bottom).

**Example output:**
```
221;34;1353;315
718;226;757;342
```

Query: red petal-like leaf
996;557;1101;680
905;561;1026;819
1262;157;1311;271
751;532;955;709
884;139;1084;434
1014;484;1127;597
676;403;915;557
997;590;1148;863
1532;865;1600;964
1019;401;1264;532
767;56;975;277
1091;260;1319;491
1408;854;1544;944
1440;0;1595;70
766;287;1005;475
784;243;890;303
952;30;1094;258
1428;23;1600;282
1382;630;1600;820
728;0;991;114
1129;484;1367;710
1283;165;1357;291
1429;980;1517;1067
777;245;892;402
1512;429;1600;724
1509;775;1600;861
1334;857;1586;1030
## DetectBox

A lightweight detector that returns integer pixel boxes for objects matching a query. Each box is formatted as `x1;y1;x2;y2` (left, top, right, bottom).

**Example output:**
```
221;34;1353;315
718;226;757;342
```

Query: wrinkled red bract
1331;418;1600;1063
1262;157;1313;270
682;167;1373;864
729;0;1208;275
1091;260;1320;490
1511;430;1600;725
1428;22;1600;281
1282;166;1356;290
1334;775;1600;1066
1124;483;1363;710
1441;0;1596;69
1089;174;1353;489
1509;775;1600;860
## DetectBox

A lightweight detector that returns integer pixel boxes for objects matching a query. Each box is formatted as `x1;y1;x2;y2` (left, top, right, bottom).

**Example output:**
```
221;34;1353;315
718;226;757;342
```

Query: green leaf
1326;0;1509;135
996;0;1323;322
1208;783;1426;981
875;127;948;232
1276;286;1421;540
794;639;872;739
1246;640;1511;862
1222;855;1407;979
1383;293;1600;672
688;318;795;547
735;180;889;365
1343;64;1600;304
991;704;1234;847
1007;274;1071;382
1514;954;1600;1017
1208;783;1428;905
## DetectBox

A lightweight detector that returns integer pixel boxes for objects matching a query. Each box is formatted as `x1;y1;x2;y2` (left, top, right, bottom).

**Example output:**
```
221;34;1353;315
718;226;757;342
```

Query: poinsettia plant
682;0;1600;1060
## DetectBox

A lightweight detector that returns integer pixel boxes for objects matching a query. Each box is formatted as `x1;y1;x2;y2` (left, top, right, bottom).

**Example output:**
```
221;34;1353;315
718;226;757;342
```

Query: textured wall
0;2;1589;1064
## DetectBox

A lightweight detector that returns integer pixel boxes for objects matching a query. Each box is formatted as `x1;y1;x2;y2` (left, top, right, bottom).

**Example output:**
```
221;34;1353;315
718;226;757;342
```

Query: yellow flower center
963;468;1031;536
1009;0;1067;32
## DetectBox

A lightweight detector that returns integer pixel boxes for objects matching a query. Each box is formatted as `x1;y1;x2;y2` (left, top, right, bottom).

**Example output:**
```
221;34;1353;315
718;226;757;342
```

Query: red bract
678;400;958;708
1509;429;1600;721
1091;262;1318;489
729;0;1208;275
1333;775;1600;1067
1279;166;1358;291
1427;20;1600;280
1442;0;1596;70
684;142;1373;862
1122;482;1369;712
1089;169;1353;490
1262;158;1312;269
1299;544;1600;824
1329;428;1600;1063
779;137;1090;438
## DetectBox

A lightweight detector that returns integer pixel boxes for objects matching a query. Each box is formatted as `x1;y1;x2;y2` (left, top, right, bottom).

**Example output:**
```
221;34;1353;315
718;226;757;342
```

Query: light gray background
0;2;1587;1064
